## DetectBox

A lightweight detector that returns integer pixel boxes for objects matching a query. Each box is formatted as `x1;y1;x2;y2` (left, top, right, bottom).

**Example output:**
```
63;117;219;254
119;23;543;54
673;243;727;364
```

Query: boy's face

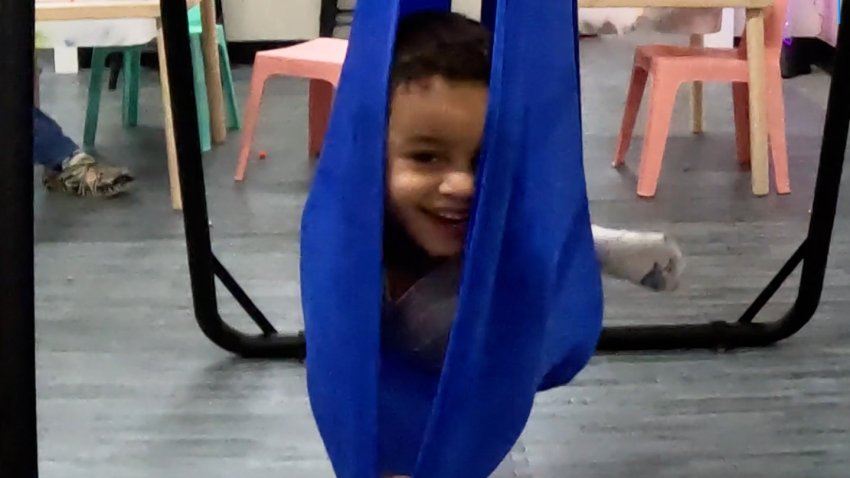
386;75;489;258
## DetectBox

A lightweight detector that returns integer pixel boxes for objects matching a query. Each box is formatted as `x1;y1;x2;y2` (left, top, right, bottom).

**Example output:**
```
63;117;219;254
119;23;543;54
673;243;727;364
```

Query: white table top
35;0;200;49
36;0;201;22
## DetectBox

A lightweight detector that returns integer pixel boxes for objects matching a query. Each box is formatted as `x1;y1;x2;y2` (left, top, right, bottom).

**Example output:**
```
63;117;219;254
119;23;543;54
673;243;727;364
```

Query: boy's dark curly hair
390;10;492;88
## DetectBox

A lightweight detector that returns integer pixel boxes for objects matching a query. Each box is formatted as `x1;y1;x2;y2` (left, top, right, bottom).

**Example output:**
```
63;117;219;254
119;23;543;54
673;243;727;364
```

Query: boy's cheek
388;168;426;197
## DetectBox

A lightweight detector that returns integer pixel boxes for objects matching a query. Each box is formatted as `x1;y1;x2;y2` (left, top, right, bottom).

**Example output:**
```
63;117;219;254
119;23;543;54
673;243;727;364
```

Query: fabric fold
301;1;604;476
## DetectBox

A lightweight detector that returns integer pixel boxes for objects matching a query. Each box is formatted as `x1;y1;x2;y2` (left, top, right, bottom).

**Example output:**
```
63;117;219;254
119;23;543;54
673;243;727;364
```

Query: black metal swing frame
166;3;850;357
0;0;848;474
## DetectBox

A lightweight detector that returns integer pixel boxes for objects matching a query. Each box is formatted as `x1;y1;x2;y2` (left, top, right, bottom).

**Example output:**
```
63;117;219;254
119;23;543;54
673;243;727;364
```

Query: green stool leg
216;25;241;130
122;47;142;128
83;48;112;148
190;33;212;152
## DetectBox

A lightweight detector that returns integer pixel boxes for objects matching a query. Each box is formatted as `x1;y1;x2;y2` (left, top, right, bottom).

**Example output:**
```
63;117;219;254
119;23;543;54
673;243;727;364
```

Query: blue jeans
33;107;79;171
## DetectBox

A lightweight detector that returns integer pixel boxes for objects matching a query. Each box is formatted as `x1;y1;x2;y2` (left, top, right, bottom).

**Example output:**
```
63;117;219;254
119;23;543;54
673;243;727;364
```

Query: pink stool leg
234;60;271;181
614;64;649;168
732;82;751;167
766;66;790;194
308;80;334;159
636;74;680;198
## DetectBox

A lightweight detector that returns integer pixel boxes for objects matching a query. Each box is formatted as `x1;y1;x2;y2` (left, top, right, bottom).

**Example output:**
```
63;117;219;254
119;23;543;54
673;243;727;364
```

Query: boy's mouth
422;208;469;237
432;210;468;222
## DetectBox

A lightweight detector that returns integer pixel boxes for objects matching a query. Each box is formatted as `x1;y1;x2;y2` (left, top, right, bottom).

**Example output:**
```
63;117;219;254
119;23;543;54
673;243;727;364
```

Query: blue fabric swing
300;0;604;476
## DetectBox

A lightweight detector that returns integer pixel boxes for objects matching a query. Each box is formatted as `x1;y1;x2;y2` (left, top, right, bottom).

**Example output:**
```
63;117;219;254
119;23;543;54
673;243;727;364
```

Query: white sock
591;225;685;292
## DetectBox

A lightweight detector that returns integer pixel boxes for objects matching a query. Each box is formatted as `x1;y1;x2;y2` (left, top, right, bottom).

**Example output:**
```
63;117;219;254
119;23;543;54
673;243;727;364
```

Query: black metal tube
600;9;849;351
0;0;37;475
738;240;807;324
181;2;846;357
749;3;850;346
159;0;224;341
597;321;777;352
213;330;306;360
193;312;306;359
792;3;850;322
161;0;305;359
213;256;278;335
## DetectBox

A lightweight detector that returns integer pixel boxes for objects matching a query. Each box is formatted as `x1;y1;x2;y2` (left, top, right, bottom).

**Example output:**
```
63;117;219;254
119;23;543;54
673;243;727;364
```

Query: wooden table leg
689;34;704;135
745;9;769;196
156;21;183;211
200;0;227;144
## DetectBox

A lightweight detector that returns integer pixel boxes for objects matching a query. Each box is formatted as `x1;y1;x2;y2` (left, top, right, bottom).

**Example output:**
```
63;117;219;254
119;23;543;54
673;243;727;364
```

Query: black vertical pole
794;1;850;317
0;0;37;476
159;0;226;343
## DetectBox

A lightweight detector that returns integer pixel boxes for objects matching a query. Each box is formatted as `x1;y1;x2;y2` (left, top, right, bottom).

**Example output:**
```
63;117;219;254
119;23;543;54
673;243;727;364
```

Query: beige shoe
43;152;134;198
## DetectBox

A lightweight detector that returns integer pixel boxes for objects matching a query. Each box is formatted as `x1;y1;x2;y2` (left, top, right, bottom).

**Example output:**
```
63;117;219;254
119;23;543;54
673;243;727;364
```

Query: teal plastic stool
83;46;143;149
84;6;240;152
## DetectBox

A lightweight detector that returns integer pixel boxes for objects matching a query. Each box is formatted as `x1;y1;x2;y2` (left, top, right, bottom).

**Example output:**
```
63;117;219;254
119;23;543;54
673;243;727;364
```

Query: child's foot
591;225;685;292
43;152;134;198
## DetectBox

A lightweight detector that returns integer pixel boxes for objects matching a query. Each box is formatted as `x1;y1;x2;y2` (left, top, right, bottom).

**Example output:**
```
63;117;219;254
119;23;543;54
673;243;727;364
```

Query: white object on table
38;15;158;76
53;47;79;74
221;0;320;41
37;17;158;76
704;7;736;46
36;18;158;49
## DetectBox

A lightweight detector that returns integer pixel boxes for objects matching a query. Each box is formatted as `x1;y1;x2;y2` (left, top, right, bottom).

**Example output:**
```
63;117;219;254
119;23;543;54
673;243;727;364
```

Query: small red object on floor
259;150;268;160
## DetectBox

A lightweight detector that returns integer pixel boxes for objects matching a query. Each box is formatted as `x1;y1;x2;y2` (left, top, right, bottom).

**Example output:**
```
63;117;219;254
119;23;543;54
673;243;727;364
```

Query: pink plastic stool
614;0;789;198
234;38;348;181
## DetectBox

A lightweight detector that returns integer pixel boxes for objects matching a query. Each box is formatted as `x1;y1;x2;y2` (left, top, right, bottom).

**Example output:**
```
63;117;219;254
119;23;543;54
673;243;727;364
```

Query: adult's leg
34;107;135;197
32;107;79;171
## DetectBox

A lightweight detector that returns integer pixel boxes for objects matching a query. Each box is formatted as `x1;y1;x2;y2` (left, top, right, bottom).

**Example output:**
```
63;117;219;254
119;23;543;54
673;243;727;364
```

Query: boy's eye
410;152;438;163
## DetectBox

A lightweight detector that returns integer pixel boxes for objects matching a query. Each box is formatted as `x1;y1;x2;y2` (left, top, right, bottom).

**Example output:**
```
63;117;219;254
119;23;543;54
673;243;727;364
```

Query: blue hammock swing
300;0;604;476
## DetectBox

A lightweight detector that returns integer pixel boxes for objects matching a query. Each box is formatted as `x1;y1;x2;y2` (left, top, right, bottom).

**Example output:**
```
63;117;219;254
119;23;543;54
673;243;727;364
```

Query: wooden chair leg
156;22;183;211
744;9;769;196
689;34;704;134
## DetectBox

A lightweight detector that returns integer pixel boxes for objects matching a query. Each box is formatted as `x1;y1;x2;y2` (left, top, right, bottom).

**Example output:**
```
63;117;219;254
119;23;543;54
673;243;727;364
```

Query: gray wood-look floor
34;32;850;478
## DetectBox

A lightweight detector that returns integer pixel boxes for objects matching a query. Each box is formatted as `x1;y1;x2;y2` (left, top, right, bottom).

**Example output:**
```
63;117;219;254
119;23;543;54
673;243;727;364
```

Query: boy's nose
439;171;475;199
